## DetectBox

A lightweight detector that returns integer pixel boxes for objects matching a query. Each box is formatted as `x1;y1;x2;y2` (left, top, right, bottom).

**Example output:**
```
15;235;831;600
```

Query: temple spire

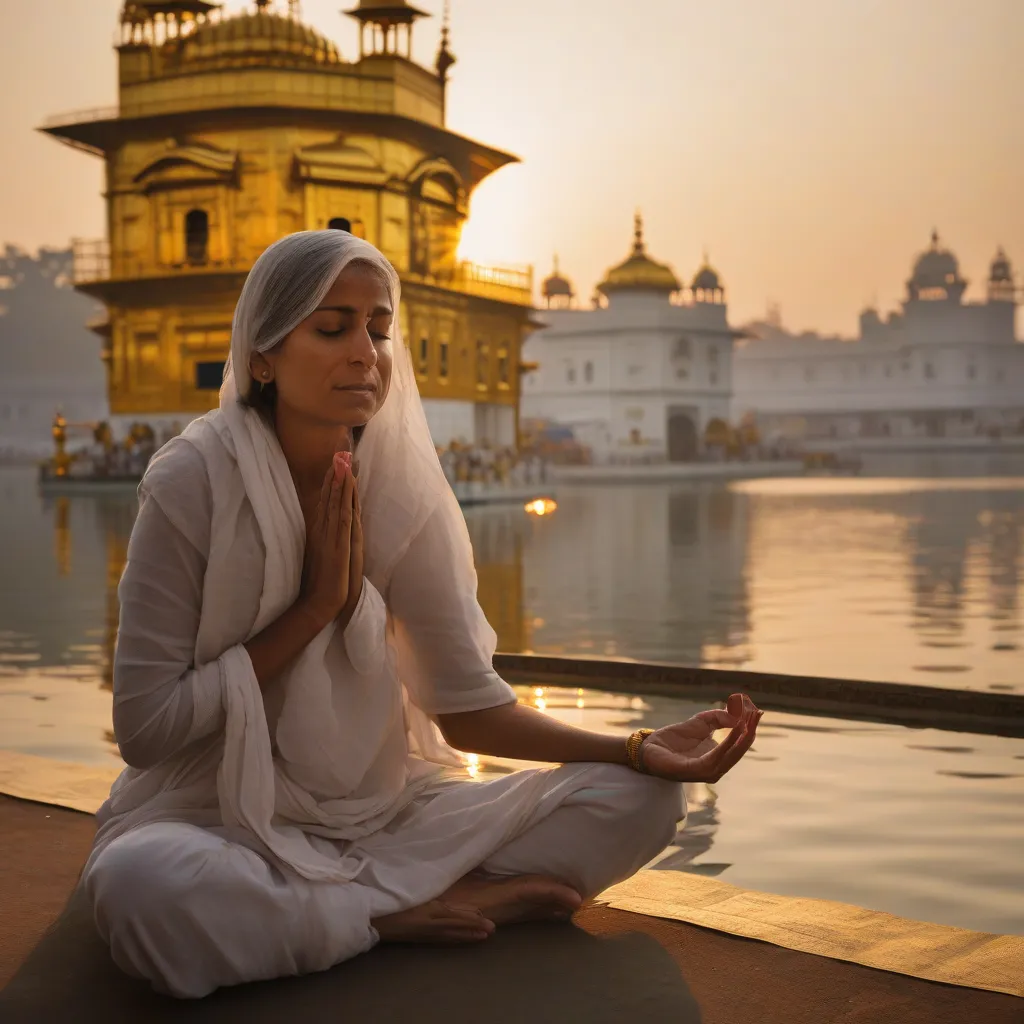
633;210;645;254
436;0;455;80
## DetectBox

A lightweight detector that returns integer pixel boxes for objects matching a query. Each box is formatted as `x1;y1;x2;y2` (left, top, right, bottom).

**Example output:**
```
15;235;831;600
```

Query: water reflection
732;477;1024;689
2;467;1024;763
464;506;528;653
491;485;752;666
0;469;133;680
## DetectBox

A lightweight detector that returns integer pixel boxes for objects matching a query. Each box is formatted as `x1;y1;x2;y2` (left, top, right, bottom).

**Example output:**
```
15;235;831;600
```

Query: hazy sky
1;0;1021;334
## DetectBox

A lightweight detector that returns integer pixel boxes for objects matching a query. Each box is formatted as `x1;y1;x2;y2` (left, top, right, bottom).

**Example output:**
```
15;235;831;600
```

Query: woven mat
600;870;1024;998
0;751;120;815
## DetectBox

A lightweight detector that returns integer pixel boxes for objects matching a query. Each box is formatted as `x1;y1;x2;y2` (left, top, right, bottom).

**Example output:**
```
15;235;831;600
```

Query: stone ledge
494;654;1024;738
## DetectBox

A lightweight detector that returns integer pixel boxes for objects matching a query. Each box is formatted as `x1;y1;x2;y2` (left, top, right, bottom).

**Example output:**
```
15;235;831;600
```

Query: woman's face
251;262;394;428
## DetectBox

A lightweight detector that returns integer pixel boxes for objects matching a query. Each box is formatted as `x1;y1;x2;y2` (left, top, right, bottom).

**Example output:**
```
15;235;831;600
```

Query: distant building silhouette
733;233;1022;443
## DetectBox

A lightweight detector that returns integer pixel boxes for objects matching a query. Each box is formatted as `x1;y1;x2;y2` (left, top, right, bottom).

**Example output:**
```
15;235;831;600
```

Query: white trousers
86;763;683;999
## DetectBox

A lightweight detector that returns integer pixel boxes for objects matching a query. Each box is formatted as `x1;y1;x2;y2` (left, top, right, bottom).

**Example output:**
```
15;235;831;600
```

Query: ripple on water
907;745;975;754
936;771;1024;780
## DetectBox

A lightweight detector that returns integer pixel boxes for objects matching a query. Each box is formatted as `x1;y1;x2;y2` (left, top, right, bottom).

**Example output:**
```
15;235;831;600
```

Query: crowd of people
435;441;549;490
49;417;553;490
44;417;178;481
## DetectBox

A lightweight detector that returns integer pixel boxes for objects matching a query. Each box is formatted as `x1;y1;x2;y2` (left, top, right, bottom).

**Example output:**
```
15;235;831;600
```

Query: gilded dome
597;213;680;296
179;7;341;67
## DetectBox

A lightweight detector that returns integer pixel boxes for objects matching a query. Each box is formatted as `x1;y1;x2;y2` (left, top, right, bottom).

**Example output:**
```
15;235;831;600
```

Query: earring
262;371;270;380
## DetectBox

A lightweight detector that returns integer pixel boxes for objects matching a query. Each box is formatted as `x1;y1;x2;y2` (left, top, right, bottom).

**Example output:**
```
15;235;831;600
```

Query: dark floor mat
0;886;700;1024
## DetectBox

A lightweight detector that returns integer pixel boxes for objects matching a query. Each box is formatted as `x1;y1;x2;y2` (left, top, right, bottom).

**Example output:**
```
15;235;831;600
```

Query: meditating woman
83;230;763;999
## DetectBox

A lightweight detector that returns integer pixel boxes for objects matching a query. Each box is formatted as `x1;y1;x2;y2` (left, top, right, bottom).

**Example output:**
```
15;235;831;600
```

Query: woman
84;231;762;999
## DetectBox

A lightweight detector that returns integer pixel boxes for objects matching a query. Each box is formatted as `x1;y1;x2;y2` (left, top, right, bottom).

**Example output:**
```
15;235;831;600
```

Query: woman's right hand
298;459;358;629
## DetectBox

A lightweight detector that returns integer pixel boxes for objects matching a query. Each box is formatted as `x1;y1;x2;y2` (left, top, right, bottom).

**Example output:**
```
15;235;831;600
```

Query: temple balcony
74;239;533;308
417;261;534;306
71;239;249;296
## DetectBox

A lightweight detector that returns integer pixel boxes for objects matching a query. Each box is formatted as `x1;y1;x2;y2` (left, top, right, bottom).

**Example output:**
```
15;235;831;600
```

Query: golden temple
41;0;534;447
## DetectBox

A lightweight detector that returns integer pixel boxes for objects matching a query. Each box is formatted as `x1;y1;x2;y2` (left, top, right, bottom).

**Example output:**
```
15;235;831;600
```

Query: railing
72;239;110;285
433;261;534;305
71;239;250;286
71;239;533;304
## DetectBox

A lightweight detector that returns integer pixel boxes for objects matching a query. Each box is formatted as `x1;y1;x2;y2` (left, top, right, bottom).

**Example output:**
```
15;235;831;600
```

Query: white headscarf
221;229;452;591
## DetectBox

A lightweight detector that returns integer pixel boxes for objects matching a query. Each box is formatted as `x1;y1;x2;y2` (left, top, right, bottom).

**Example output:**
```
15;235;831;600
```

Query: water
474;467;1024;693
1;463;1023;934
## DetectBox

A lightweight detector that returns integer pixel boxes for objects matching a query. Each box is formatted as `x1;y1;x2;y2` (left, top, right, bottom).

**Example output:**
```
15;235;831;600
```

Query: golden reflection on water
54;497;71;577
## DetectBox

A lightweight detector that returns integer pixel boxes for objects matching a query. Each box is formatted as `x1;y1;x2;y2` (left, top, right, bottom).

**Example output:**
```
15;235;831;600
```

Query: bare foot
440;873;583;926
372;900;496;945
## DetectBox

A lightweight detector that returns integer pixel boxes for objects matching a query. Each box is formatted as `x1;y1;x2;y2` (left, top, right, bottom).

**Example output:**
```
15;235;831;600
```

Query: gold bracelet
626;728;654;773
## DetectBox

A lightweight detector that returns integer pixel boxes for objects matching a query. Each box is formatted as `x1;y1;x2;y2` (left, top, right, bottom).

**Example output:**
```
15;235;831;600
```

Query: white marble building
732;234;1023;442
521;216;740;463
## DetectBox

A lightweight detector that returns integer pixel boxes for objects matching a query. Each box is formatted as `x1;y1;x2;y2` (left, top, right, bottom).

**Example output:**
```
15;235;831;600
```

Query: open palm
641;693;763;783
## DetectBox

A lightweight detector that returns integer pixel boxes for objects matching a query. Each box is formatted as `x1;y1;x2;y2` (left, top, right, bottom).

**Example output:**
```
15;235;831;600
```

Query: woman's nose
348;325;378;367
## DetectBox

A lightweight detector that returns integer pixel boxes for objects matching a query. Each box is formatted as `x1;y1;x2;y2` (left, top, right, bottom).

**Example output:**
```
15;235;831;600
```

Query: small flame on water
524;498;558;516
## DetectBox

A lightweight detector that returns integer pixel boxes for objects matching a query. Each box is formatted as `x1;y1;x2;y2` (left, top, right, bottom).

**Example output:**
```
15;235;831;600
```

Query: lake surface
1;462;1023;934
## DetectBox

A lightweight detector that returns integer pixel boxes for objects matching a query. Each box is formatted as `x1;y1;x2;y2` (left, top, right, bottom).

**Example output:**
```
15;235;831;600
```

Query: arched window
185;210;209;265
417;337;429;377
328;217;352;232
584;361;594;383
439;339;449;379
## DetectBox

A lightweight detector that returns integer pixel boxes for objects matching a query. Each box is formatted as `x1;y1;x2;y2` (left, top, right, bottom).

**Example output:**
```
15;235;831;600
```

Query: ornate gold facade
43;0;532;437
